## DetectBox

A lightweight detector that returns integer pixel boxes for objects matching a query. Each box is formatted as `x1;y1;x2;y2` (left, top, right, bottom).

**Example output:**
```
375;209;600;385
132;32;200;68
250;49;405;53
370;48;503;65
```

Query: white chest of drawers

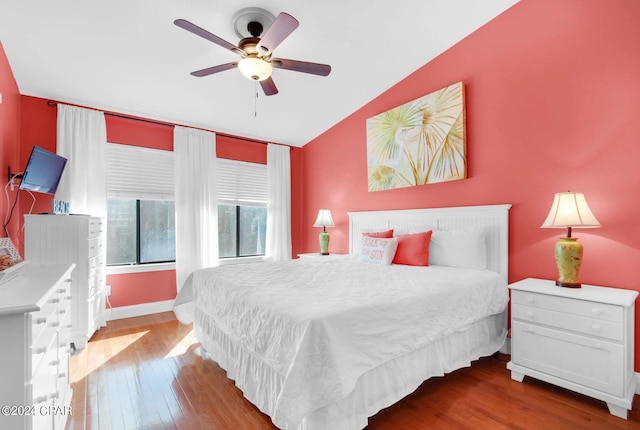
25;215;107;349
0;264;75;430
507;278;638;419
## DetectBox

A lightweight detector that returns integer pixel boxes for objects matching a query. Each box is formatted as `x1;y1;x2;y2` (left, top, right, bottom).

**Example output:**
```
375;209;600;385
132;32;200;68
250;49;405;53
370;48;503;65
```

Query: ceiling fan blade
260;77;279;96
271;58;331;76
174;19;246;57
256;13;299;56
191;62;238;77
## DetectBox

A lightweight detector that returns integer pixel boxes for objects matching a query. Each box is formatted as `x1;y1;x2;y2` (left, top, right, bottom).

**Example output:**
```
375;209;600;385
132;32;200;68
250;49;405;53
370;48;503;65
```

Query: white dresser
507;278;638;419
0;263;75;430
25;215;107;349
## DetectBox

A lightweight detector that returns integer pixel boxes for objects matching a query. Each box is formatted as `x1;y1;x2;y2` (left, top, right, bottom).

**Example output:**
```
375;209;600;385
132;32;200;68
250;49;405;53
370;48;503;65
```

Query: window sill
218;256;265;265
106;257;264;275
106;262;176;275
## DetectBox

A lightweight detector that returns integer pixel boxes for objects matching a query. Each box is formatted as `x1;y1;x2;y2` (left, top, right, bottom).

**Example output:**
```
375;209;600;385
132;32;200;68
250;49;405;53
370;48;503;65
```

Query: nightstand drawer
512;290;622;323
512;303;623;341
512;321;624;397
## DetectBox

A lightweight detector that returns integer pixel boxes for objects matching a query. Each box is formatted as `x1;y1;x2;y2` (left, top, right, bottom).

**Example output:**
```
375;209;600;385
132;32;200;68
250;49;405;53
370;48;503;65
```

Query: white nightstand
297;253;346;259
507;278;638;419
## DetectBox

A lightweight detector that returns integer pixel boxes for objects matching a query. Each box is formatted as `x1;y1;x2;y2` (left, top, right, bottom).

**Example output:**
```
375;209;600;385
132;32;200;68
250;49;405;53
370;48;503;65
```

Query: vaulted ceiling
0;0;518;146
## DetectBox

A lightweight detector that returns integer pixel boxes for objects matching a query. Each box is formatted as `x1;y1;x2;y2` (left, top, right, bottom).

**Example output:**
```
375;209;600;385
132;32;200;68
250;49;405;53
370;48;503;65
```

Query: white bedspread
179;257;508;429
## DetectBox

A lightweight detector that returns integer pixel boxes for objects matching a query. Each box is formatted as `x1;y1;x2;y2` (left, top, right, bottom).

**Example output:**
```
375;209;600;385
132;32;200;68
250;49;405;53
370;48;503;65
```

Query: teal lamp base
319;231;330;255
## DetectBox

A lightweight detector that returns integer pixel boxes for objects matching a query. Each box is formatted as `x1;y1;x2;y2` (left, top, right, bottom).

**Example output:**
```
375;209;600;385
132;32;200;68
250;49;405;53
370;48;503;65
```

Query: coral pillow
362;229;394;238
392;231;433;266
359;237;398;265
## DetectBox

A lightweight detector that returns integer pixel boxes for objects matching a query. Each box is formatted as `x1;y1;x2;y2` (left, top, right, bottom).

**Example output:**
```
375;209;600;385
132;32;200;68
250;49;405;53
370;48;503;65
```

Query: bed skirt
194;308;507;430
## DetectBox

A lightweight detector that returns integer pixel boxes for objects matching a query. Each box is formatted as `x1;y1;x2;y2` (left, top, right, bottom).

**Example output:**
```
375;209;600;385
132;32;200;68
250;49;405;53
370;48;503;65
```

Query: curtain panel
173;126;218;292
55;104;107;216
265;144;292;261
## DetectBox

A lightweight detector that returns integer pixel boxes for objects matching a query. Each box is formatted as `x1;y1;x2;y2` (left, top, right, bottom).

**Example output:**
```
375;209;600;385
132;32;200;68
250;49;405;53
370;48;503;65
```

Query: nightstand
507;278;638;419
297;253;346;259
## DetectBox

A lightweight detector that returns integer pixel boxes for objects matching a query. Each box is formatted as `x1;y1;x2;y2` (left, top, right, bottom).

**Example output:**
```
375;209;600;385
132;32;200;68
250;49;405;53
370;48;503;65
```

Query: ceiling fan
174;8;331;96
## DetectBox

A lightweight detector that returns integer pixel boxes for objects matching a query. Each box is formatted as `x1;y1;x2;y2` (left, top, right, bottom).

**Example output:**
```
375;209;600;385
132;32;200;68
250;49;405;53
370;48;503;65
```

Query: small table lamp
313;209;335;255
541;192;601;288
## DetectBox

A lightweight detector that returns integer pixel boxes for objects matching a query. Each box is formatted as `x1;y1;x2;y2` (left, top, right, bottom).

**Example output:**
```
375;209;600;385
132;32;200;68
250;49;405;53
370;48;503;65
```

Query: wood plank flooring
66;312;639;430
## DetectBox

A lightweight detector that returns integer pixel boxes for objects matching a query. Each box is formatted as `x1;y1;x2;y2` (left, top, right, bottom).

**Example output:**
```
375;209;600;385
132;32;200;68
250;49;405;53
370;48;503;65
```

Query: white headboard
348;204;512;283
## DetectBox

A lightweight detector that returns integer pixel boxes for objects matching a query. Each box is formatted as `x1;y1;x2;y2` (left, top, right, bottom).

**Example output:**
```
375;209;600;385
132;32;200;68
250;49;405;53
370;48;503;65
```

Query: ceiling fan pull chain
254;81;259;117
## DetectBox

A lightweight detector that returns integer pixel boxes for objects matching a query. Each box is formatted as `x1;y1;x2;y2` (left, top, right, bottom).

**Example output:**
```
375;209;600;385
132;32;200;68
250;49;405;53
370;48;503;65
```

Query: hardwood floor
66;312;639;430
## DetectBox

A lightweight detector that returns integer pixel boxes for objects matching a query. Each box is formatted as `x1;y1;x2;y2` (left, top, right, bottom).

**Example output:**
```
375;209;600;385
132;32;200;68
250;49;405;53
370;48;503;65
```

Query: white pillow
428;228;487;270
359;236;398;265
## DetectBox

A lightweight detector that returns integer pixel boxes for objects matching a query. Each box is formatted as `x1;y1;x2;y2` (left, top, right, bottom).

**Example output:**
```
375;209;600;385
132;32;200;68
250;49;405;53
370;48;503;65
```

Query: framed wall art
366;81;466;192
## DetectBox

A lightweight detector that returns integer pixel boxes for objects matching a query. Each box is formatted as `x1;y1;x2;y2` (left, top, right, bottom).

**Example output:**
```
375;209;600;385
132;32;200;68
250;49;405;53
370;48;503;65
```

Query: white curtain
56;104;107;216
173;126;218;292
265;144;292;261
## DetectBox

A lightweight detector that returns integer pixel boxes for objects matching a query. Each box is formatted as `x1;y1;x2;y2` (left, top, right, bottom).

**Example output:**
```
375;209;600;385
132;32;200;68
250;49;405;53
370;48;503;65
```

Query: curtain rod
46;100;287;148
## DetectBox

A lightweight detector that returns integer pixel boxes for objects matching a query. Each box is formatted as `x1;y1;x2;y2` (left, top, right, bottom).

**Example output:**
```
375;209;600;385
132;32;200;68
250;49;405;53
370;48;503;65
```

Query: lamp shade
313;209;335;228
238;57;272;81
541;192;601;229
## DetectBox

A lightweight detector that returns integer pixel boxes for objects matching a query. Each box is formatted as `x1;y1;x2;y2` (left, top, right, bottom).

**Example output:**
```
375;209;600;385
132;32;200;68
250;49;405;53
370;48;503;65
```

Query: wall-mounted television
19;146;68;195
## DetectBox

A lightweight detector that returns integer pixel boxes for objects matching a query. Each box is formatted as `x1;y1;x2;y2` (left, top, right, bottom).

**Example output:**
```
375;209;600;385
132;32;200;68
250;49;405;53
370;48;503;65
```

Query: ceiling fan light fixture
238;57;272;81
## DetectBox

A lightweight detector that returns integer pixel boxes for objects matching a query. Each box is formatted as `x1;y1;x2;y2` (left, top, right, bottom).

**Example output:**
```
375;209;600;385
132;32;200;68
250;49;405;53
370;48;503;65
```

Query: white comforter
178;257;508;429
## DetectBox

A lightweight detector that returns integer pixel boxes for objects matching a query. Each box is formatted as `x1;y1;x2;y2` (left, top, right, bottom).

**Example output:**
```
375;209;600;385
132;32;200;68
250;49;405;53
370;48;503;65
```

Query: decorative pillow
392;231;433;266
428;228;487;270
359;236;398;265
362;229;394;238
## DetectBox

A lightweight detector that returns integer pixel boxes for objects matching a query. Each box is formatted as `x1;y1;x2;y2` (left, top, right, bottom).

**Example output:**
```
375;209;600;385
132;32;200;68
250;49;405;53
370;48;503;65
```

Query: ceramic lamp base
554;237;583;288
319;231;330;255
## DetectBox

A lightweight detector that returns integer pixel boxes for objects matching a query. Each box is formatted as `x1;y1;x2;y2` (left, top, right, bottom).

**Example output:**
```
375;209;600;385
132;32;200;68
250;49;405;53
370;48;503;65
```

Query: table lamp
313;209;335;255
541;192;601;288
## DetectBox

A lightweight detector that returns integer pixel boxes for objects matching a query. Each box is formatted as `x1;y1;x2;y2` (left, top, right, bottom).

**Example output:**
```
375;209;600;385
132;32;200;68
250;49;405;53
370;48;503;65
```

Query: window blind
217;159;267;205
106;143;174;200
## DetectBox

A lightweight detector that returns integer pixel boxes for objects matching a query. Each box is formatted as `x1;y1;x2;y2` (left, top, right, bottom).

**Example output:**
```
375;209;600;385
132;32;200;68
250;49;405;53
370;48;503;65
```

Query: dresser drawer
88;218;103;239
512;321;624;397
511;290;622;323
512;303;623;341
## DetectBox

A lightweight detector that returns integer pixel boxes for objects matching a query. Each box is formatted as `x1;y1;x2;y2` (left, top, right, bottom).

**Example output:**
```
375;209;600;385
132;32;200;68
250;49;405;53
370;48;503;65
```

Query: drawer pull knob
34;346;47;354
35;317;47;325
65;278;73;283
49;321;60;328
49;359;61;366
591;324;601;332
58;372;67;378
591;308;601;315
49;392;59;400
50;298;60;304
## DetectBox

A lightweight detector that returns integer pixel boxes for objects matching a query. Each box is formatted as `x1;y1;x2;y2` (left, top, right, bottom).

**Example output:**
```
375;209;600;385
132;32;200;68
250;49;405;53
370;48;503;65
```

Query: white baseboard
636;373;640;395
106;299;175;321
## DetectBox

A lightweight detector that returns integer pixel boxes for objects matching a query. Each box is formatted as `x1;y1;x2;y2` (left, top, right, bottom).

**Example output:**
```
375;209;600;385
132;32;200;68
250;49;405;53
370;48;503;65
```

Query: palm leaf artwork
366;82;466;192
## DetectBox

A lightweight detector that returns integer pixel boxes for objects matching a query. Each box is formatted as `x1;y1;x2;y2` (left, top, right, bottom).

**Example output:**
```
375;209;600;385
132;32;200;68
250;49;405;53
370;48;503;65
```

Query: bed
173;204;511;430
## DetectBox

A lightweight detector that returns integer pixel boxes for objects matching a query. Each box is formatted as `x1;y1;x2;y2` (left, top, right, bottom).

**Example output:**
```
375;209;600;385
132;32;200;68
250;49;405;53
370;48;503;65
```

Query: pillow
428;228;487;270
392;231;433;266
362;229;394;238
359;236;398;265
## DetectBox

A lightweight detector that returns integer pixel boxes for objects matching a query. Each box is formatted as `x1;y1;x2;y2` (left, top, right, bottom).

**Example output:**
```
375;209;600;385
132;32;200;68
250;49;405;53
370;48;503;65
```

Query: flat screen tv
19;146;68;195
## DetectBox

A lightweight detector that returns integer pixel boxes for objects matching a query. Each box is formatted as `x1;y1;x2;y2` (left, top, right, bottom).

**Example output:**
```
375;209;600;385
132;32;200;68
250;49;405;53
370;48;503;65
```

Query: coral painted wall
298;0;640;369
0;42;22;244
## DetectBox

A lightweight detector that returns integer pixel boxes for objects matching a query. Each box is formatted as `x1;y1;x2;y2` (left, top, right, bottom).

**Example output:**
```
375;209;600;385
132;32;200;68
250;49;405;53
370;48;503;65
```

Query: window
218;204;266;258
106;143;175;266
107;199;176;265
105;143;269;266
217;159;268;260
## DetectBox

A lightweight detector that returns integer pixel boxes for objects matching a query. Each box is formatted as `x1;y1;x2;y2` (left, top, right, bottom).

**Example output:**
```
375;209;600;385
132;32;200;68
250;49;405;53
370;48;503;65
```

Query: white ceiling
0;0;518;147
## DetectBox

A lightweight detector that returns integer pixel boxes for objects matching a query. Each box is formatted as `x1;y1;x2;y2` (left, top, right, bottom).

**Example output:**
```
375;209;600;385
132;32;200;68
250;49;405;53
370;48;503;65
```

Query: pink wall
0;42;22;244
298;0;640;369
